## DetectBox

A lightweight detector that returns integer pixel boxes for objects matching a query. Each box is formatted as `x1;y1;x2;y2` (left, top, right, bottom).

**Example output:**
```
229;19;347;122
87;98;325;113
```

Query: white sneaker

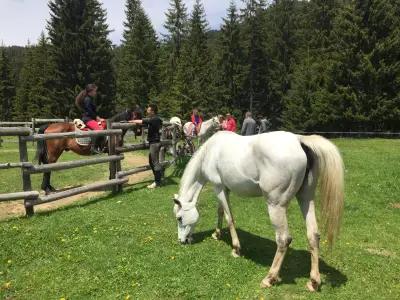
147;182;159;189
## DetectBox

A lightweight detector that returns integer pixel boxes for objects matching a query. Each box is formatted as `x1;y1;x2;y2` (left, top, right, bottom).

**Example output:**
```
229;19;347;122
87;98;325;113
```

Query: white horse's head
170;117;182;128
173;194;199;244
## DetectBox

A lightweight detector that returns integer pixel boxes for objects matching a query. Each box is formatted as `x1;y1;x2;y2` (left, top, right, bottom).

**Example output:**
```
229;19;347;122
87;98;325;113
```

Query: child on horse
75;84;106;154
191;108;203;135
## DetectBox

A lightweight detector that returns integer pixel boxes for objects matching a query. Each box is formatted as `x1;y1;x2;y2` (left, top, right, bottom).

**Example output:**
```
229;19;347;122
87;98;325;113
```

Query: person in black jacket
129;104;163;189
75;84;106;154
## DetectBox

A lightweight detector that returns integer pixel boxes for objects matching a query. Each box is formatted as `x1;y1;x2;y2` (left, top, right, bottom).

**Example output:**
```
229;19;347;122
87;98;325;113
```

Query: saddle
73;119;91;146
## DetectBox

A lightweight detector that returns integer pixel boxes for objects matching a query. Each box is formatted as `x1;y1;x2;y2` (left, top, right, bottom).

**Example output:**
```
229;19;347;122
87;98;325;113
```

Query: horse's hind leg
212;203;224;240
42;141;63;194
214;186;241;257
261;203;291;288
297;174;321;292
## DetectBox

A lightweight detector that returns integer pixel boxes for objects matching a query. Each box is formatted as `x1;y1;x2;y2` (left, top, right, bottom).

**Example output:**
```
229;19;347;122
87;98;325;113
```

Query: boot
90;137;101;155
155;170;162;187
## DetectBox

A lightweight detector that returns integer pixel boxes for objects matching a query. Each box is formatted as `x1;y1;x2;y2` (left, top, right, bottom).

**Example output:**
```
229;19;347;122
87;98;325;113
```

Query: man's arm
129;119;143;125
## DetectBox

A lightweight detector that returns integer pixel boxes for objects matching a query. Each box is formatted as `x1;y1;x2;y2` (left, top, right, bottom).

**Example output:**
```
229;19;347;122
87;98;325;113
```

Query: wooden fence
0;121;178;216
0;127;126;216
0;118;68;147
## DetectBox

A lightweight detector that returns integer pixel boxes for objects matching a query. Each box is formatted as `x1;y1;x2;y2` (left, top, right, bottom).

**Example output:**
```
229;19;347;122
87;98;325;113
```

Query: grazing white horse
173;131;344;291
183;117;220;144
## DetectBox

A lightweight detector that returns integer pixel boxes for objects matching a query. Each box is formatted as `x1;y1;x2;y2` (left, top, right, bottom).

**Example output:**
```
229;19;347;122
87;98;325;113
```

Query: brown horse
36;110;139;194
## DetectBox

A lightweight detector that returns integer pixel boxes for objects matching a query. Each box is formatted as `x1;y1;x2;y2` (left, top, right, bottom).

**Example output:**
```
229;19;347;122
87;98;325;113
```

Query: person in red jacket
191;108;203;135
225;113;237;132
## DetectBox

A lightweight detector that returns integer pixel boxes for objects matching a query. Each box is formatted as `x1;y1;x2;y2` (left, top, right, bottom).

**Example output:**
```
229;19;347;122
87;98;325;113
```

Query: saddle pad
74;125;91;146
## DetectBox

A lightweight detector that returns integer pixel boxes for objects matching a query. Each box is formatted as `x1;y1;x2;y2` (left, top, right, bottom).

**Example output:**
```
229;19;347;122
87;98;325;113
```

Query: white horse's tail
299;135;344;247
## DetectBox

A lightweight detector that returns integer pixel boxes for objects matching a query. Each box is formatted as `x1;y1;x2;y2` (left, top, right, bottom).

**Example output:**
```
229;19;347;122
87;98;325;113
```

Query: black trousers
149;142;162;184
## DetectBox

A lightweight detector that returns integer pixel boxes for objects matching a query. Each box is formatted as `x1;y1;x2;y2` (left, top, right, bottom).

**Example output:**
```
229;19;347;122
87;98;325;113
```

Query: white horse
173;131;344;291
183;117;220;144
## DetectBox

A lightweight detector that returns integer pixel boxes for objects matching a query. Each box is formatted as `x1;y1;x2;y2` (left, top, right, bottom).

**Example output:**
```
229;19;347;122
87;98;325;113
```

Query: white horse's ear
173;199;182;208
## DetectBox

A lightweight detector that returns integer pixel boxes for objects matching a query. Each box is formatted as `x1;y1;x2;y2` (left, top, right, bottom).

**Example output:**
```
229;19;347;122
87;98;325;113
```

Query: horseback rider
129;104;164;189
191;108;203;135
75;83;105;154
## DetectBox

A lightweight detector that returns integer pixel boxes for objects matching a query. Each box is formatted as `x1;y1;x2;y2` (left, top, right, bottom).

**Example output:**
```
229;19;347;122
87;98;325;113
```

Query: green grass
1;139;399;299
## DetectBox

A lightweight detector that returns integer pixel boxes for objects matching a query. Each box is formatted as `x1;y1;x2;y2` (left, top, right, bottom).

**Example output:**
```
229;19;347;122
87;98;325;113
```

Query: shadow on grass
193;228;347;288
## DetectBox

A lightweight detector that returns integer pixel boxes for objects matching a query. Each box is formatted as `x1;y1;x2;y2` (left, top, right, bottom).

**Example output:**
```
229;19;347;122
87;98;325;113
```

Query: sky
0;0;243;46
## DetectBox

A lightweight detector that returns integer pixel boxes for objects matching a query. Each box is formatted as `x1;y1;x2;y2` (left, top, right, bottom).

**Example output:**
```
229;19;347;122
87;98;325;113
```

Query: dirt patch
390;203;400;209
123;154;153;185
0;153;152;221
365;248;396;258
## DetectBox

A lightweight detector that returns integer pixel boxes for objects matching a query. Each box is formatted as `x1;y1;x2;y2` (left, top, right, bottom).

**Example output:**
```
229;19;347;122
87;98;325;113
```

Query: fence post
172;125;178;163
19;136;34;216
141;125;146;143
31;118;36;133
160;126;166;163
107;120;121;193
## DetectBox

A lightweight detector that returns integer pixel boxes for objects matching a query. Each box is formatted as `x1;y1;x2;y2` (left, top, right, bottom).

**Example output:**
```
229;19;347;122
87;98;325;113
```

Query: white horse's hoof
211;231;221;240
260;276;281;288
231;249;240;258
260;278;272;288
306;280;320;292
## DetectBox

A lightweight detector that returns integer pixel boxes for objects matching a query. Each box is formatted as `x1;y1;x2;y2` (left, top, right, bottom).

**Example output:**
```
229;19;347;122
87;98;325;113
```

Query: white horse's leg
297;177;321;292
214;186;241;257
261;204;291;288
212;203;224;240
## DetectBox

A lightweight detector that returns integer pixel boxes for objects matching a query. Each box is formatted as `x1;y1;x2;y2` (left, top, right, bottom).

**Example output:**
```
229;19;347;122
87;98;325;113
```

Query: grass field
0;138;399;299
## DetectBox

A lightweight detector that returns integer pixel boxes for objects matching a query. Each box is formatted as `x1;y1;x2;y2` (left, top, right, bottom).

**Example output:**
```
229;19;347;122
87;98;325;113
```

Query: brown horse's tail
35;125;49;165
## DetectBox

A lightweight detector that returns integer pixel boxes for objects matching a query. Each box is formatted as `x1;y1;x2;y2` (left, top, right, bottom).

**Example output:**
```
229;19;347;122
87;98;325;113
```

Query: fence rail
0;127;32;136
0;191;40;202
0;122;32;126
36;178;128;205
25;155;124;174
0;120;179;216
0;162;34;170
24;129;122;141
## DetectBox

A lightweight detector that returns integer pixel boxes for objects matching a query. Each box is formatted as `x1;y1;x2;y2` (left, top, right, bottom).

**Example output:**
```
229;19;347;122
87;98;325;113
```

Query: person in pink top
225;113;237;132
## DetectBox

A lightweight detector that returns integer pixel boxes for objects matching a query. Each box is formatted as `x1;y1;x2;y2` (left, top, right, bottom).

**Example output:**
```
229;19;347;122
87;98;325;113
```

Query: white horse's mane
178;138;208;202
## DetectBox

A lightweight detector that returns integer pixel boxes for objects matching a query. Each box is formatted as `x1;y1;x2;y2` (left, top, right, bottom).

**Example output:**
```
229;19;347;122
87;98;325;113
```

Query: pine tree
323;2;370;130
117;0;159;110
14;34;55;120
162;0;188;87
240;0;271;118
13;46;34;121
214;1;246;115
283;0;339;131
28;33;55;118
0;47;15;121
265;0;304;127
364;0;400;130
47;0;116;118
173;0;213;117
157;0;188;116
